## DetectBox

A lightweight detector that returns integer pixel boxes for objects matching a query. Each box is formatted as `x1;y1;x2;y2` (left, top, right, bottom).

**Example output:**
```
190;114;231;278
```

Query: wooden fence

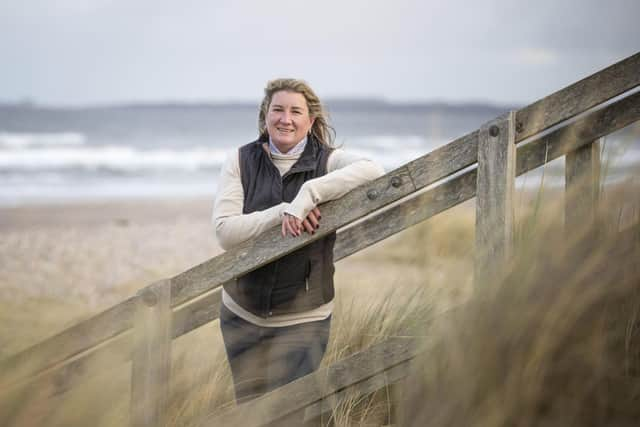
1;51;639;427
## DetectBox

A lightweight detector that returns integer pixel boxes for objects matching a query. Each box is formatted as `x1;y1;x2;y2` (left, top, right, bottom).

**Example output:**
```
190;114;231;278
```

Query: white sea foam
0;131;87;148
0;175;219;206
0;145;228;172
341;135;454;170
1;131;636;206
0;136;439;174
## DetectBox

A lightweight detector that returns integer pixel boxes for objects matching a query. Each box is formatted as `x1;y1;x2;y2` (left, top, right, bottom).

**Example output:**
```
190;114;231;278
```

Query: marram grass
1;183;639;426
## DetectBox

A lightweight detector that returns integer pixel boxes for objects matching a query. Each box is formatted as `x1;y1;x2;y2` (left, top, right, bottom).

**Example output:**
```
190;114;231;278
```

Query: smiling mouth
277;128;295;133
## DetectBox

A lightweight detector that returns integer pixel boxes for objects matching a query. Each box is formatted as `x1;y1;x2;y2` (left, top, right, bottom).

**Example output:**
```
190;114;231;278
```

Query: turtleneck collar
268;136;308;156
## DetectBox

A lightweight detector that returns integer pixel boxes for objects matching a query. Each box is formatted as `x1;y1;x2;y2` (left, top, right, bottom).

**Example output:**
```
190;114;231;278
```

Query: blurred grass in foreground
402;189;640;426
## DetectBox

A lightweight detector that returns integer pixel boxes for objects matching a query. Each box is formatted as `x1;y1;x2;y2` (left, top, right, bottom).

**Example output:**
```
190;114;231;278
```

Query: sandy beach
0;197;224;356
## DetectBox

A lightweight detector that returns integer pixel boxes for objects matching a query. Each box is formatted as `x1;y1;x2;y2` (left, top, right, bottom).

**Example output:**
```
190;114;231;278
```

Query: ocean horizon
1;100;637;206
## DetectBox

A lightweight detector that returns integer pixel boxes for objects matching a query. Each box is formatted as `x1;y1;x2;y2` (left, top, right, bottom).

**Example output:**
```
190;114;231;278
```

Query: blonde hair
258;78;335;147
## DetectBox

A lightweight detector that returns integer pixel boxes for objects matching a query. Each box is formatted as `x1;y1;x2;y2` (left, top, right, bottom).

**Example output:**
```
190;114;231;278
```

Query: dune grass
402;201;640;426
1;173;639;426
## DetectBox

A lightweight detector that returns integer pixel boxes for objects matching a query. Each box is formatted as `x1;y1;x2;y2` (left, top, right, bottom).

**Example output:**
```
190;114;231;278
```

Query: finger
302;219;314;234
312;207;321;220
306;211;319;229
282;216;291;237
285;217;299;237
288;215;302;237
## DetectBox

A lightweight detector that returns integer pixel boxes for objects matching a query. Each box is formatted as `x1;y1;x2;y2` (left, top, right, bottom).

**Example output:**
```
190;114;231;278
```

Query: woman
213;78;384;404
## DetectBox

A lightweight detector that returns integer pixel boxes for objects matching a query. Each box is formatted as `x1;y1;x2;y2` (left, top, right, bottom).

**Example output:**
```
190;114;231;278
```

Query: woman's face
266;90;315;153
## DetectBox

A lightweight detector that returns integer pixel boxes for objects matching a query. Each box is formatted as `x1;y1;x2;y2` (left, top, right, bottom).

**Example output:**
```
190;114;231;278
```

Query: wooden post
475;111;516;286
565;138;601;237
131;280;172;427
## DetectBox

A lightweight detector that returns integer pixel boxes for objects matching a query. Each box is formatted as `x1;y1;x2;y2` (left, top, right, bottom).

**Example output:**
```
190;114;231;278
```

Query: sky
1;0;639;106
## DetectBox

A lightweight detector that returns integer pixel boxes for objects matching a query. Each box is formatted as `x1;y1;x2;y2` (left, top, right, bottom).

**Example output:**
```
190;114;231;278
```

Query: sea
0;101;638;207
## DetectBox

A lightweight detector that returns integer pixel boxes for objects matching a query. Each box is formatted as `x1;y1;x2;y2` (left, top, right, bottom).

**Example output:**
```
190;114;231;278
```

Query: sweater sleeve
283;149;386;220
212;149;289;250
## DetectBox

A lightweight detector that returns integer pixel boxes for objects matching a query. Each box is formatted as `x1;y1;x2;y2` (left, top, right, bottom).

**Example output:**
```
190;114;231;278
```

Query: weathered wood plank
516;90;640;176
407;51;640;191
171;52;640;307
515;52;640;142
131;281;172;427
170;167;417;307
170;172;479;339
173;87;640;339
335;172;478;261
475;112;516;284
200;337;419;427
565;139;601;236
172;290;222;338
0;296;136;390
406;130;479;192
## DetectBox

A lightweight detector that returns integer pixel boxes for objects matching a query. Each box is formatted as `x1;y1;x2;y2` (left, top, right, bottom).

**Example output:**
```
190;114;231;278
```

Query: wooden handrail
204;223;640;427
173;87;640;340
0;51;638;422
3;78;639;404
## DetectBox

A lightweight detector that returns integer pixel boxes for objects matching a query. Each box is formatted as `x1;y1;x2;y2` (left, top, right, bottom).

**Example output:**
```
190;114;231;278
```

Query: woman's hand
281;207;322;237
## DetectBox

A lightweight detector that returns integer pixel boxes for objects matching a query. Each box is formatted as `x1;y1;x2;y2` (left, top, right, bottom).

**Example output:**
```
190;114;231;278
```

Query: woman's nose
279;111;292;123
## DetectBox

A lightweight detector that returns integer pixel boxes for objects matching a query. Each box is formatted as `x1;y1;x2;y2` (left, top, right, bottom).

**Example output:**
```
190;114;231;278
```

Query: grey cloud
0;0;637;105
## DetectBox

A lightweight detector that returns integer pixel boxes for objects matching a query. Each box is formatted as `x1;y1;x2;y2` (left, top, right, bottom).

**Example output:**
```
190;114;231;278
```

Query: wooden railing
1;51;639;427
203;222;640;427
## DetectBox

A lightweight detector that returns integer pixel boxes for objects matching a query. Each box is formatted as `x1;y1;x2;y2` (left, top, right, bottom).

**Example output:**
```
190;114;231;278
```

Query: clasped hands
281;207;321;237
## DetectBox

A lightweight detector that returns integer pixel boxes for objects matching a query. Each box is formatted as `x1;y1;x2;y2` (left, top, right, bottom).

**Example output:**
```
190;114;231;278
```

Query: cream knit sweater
212;145;385;326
